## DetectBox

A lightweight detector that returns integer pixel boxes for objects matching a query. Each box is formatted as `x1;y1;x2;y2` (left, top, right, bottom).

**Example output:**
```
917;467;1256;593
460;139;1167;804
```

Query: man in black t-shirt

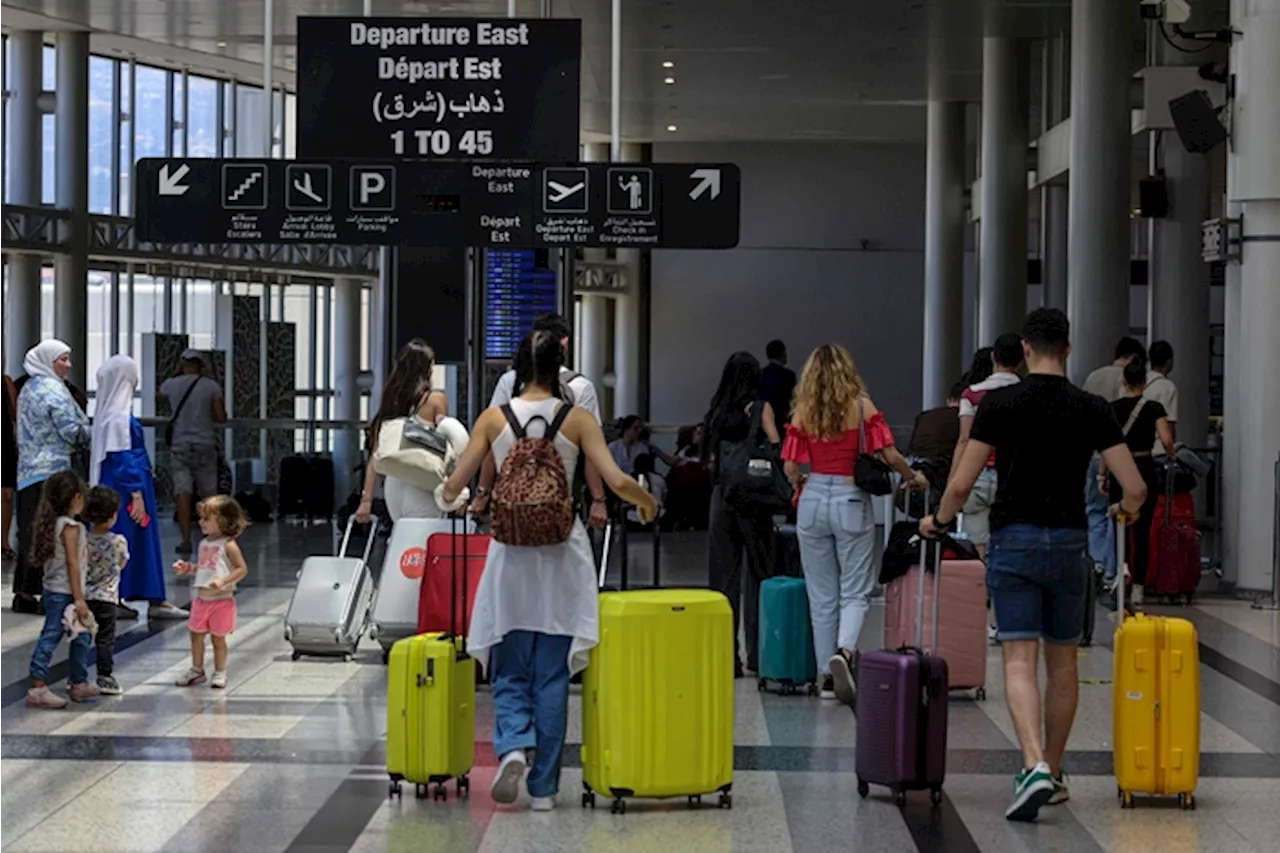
922;308;1147;823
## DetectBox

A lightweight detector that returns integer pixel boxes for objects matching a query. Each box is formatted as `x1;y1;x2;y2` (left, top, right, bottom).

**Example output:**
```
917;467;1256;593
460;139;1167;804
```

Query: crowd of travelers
4;308;1185;822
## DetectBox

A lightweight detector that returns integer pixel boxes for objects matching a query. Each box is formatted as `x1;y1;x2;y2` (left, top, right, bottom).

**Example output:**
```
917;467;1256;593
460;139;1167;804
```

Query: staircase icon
229;171;262;202
221;164;268;210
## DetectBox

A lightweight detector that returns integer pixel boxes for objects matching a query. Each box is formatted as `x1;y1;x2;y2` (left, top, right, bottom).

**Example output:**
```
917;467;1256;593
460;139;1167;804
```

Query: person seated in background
676;423;706;460
668;424;711;530
608;416;683;474
907;381;964;468
626;453;666;525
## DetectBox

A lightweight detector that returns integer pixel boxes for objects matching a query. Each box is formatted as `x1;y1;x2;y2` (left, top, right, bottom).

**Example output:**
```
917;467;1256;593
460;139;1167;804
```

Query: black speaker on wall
1169;89;1229;153
1139;177;1170;218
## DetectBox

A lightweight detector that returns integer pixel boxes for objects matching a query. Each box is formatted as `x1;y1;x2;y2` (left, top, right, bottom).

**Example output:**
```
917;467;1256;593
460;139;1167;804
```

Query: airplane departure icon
543;168;589;213
547;180;585;203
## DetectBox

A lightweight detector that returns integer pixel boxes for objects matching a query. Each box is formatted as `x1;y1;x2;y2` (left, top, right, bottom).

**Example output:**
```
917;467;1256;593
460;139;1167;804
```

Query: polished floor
2;519;1279;853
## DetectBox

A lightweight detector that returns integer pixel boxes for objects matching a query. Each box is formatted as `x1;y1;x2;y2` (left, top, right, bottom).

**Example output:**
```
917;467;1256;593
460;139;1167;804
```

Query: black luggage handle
443;512;471;658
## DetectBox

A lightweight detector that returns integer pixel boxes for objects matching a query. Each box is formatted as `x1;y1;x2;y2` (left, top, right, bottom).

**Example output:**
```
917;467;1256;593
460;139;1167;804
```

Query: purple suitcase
856;532;949;806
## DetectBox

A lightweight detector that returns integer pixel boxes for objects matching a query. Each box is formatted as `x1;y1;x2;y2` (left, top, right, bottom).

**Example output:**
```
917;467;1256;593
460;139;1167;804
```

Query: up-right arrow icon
689;168;721;201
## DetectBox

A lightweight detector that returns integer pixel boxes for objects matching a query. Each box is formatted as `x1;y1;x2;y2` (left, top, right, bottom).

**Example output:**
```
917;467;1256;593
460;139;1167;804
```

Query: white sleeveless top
467;397;598;676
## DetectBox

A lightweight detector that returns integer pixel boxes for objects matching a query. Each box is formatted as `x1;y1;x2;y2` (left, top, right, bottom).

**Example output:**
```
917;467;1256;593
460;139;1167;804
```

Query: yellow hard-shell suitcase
581;588;735;813
1112;522;1200;809
386;632;475;801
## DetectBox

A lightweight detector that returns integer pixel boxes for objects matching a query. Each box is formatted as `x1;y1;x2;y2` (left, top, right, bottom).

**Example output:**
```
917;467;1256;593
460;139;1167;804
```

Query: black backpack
719;402;793;513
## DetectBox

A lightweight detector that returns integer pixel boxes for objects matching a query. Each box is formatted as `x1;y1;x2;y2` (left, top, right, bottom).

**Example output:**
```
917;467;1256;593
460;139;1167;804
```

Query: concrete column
1148;46;1212;451
1066;0;1134;384
1040;31;1070;312
6;32;45;373
53;32;90;388
612;142;644;419
332;278;363;505
1226;0;1280;592
578;294;609;401
922;100;967;407
978;37;1030;345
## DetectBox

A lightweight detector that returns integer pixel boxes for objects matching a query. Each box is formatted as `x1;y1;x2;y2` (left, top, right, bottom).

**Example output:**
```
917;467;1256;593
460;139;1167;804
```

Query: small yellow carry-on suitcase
386;524;477;802
581;587;735;814
1112;520;1200;809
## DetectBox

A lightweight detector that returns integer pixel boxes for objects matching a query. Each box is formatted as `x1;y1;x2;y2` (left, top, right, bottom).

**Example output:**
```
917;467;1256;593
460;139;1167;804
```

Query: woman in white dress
437;330;657;812
356;339;467;523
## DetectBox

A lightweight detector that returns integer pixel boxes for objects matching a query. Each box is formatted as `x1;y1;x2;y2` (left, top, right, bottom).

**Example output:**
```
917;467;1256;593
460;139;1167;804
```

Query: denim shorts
987;524;1089;644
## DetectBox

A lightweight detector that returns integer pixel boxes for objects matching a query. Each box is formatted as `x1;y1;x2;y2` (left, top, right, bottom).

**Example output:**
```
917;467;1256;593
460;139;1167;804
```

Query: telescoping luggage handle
335;516;377;636
907;486;943;655
444;512;471;657
1116;516;1128;616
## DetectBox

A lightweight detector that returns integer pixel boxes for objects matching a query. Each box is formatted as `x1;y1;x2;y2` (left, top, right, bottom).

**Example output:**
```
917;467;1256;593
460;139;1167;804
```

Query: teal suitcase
757;576;817;695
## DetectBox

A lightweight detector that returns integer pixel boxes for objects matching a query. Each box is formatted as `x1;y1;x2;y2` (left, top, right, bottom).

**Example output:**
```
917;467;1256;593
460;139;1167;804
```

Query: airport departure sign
133;158;741;250
296;17;581;161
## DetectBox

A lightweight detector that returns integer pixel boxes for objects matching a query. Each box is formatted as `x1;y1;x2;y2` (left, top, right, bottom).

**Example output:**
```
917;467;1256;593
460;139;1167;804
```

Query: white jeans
795;475;877;675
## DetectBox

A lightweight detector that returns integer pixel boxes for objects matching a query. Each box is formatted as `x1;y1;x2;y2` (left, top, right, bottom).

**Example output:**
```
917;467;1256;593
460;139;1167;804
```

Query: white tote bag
372;413;462;491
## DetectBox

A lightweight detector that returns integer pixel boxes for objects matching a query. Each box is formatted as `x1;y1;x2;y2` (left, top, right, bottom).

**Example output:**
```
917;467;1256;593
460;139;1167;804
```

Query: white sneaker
530;796;555;812
210;671;227;689
490;749;527;805
149;602;189;620
829;653;856;708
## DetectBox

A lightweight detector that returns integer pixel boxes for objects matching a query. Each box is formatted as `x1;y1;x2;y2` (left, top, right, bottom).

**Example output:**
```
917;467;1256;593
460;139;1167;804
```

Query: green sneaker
1006;762;1056;822
1048;770;1070;805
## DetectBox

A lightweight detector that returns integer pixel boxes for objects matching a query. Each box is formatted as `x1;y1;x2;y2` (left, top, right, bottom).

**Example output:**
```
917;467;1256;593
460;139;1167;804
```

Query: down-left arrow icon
159;163;191;196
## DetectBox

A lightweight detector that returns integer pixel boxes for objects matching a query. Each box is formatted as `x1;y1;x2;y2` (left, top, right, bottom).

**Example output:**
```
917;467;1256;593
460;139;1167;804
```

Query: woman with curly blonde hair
782;344;926;705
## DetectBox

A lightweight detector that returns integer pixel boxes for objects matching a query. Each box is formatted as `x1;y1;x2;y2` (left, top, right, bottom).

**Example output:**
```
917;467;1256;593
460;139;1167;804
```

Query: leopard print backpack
491;403;575;547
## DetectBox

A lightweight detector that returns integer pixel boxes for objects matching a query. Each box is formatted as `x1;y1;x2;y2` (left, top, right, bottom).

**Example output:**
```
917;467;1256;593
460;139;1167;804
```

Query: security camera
1140;0;1192;24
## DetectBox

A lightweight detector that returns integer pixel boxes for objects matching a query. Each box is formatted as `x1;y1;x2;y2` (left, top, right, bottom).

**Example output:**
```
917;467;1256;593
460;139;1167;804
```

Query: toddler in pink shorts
174;496;249;689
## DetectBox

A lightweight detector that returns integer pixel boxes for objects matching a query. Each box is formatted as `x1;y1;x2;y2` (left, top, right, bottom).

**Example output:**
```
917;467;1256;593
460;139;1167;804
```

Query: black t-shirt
1110;396;1167;454
970;374;1124;531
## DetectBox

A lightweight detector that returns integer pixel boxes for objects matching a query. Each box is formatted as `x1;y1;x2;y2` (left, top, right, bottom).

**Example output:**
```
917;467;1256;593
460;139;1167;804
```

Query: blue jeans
490;630;573;798
987;525;1089;644
30;590;93;684
795;475;877;675
1085;457;1115;580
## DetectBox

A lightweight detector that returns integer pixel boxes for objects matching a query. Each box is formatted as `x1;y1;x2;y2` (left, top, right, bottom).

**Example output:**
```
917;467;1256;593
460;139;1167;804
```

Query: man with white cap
158;349;227;554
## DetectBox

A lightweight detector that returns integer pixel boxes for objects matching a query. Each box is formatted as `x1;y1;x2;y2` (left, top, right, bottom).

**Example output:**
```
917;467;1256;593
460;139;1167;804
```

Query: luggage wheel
892;789;906;807
718;792;732;809
857;778;869;799
432;783;448;801
1119;790;1133;809
381;649;390;665
388;780;402;799
756;678;766;692
610;797;627;815
414;784;428;800
687;795;701;808
930;788;943;806
581;791;596;809
808;682;818;697
1179;793;1196;810
457;776;470;799
975;687;987;701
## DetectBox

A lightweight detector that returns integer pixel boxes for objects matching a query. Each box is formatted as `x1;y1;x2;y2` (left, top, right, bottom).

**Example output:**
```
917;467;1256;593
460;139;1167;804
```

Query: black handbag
853;398;894;496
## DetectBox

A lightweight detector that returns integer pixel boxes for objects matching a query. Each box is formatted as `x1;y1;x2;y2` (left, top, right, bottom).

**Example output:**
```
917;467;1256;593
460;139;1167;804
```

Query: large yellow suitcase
1112;612;1200;809
386;632;475;801
581;589;735;814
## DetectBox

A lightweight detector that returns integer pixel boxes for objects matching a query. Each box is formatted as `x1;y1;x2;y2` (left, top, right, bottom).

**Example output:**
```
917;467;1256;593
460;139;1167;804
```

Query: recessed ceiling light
217;41;228;48
666;124;677;132
664;76;676;84
662;60;674;69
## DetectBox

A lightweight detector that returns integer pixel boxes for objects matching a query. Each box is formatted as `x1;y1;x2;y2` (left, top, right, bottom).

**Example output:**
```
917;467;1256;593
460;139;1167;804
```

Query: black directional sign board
134;158;740;250
296;17;581;161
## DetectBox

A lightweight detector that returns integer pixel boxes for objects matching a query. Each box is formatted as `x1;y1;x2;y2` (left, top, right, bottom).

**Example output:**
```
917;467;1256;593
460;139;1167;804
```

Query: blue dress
101;418;166;601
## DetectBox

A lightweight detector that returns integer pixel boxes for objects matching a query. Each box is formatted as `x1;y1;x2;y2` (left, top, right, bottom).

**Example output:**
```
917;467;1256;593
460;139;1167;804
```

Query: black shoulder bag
720;402;793;513
853;398;894;496
164;377;201;446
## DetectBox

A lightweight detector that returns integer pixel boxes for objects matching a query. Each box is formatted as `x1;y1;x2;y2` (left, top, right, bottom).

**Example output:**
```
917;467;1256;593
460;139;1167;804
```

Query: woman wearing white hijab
92;355;186;620
12;340;90;613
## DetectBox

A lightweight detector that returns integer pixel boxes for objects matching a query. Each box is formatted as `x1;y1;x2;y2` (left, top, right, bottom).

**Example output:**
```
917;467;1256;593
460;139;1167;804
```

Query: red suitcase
856;534;949;806
418;531;491;635
1147;491;1199;603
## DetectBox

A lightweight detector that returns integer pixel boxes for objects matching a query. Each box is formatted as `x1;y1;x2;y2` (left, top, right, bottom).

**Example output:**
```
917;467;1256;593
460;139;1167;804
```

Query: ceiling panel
3;0;1225;143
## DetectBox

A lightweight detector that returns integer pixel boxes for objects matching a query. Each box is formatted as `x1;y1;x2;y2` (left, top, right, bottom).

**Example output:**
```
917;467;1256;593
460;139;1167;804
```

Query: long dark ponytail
30;470;85;567
372;339;435;435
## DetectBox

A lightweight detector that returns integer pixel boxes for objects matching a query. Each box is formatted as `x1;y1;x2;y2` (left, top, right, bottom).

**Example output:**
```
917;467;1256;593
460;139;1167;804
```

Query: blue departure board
485;249;558;362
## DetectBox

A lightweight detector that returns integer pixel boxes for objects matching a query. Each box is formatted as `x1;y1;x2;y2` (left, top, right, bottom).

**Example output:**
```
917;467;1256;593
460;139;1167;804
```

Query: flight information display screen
484;249;558;362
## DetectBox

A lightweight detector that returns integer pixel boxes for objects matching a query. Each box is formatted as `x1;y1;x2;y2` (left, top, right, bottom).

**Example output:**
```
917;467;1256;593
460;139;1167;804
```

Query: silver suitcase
284;517;376;661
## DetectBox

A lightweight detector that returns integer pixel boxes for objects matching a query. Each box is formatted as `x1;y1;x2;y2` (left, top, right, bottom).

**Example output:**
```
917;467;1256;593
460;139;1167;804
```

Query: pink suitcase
885;557;987;698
